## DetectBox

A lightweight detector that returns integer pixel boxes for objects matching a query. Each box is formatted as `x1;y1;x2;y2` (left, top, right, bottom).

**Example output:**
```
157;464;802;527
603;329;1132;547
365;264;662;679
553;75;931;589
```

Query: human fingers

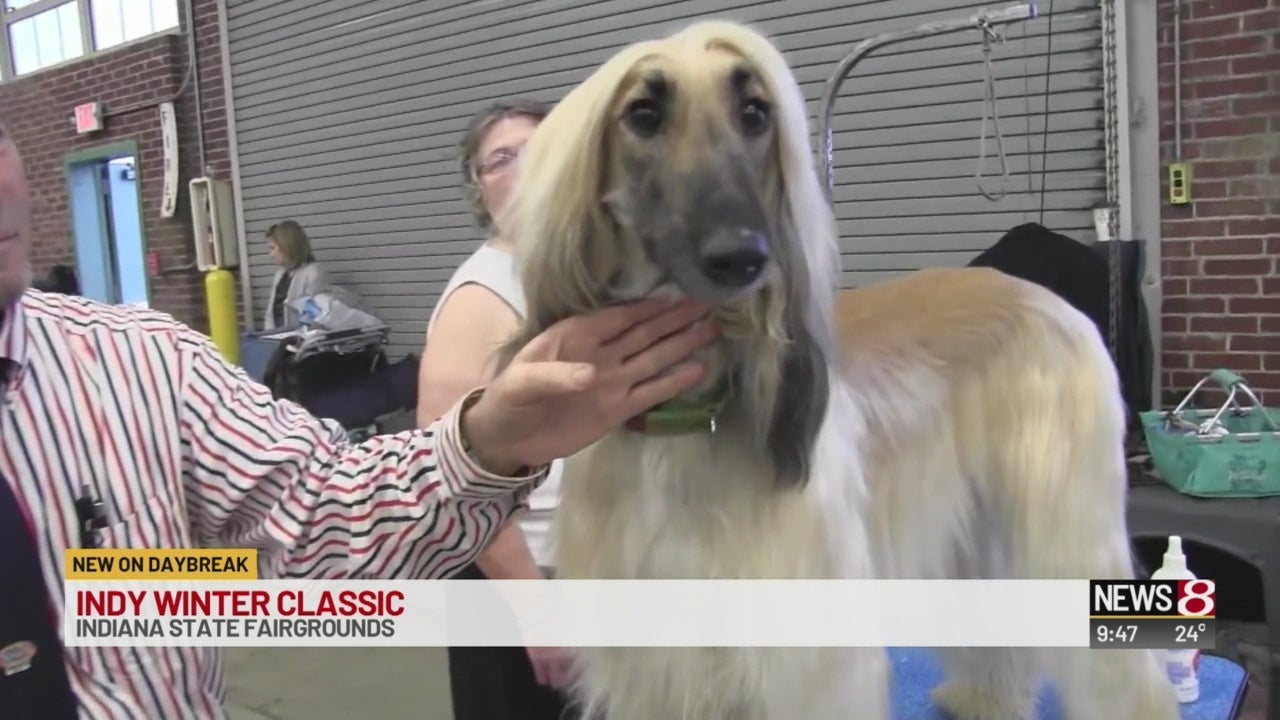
528;647;575;687
624;362;709;415
619;317;719;382
535;649;576;688
547;658;577;689
607;299;712;362
572;297;683;349
528;652;551;686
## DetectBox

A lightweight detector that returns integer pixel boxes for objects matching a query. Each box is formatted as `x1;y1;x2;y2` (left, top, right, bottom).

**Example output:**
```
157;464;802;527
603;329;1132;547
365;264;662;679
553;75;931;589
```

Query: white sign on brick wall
159;102;179;219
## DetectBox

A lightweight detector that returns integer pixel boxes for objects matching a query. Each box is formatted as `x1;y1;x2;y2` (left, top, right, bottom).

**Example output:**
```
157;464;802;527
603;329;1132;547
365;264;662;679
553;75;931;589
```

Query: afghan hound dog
495;19;1180;720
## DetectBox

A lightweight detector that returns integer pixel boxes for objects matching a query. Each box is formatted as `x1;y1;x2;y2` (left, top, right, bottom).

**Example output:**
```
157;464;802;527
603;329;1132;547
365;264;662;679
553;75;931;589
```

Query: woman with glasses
416;99;579;720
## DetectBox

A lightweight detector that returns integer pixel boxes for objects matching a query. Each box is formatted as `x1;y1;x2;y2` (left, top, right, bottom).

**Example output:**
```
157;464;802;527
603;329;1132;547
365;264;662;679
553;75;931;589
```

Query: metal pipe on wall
184;0;207;176
1173;0;1182;158
817;2;1039;204
215;0;257;332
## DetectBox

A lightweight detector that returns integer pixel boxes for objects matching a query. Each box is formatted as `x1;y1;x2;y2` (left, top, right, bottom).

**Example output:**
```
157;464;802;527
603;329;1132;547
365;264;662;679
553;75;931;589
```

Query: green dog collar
623;382;730;435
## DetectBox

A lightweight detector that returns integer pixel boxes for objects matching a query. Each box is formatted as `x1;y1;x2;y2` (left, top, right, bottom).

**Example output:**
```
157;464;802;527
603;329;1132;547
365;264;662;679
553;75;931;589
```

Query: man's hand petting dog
462;297;718;475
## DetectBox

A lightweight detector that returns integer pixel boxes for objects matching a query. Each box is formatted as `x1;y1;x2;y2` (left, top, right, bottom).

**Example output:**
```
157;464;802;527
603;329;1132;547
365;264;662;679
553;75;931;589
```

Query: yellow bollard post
204;269;240;365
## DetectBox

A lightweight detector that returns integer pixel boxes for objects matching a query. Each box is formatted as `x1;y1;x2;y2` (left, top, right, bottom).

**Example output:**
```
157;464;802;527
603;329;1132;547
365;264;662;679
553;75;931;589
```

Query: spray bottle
1151;535;1200;702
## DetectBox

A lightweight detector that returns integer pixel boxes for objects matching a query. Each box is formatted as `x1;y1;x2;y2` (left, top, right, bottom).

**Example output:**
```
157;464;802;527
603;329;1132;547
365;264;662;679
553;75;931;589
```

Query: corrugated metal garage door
224;0;1106;358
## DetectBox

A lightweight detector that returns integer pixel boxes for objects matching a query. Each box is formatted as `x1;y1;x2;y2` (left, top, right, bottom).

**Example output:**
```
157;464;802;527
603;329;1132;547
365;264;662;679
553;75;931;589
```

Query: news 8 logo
1089;578;1216;618
1178;579;1216;617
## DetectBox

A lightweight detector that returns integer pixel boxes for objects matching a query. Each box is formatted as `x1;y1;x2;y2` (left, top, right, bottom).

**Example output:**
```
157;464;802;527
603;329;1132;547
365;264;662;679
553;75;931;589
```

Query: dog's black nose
699;233;768;288
701;249;767;287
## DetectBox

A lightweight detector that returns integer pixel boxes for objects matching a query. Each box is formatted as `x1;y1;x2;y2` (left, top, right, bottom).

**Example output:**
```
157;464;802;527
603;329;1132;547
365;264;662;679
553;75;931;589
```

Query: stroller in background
241;291;419;440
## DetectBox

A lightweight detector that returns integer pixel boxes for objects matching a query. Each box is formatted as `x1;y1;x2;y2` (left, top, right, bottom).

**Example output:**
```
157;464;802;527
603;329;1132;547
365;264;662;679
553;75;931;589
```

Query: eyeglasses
475;146;521;178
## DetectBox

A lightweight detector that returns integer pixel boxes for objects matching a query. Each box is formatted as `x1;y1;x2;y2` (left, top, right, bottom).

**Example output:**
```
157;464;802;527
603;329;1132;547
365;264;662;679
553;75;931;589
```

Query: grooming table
889;648;1249;719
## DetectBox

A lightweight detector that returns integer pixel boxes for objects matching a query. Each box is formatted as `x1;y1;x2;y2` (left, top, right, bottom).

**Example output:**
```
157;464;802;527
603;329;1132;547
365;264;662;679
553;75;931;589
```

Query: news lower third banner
62;550;1215;650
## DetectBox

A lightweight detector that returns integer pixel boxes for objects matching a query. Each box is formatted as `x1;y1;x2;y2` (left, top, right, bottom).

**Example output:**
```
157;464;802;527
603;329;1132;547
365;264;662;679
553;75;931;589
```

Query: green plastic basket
1140;369;1280;498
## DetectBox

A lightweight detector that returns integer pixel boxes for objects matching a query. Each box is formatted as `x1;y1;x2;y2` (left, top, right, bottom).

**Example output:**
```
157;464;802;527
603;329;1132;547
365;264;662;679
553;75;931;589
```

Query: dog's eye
623;99;664;138
740;99;771;136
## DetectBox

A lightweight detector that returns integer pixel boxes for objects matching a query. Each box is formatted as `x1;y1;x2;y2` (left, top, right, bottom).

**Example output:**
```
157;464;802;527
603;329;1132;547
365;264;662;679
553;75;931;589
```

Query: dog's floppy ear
761;202;831;488
768;327;829;488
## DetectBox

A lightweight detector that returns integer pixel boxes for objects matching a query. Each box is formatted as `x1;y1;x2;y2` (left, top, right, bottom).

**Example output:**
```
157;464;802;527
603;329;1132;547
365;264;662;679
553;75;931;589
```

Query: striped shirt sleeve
173;329;547;580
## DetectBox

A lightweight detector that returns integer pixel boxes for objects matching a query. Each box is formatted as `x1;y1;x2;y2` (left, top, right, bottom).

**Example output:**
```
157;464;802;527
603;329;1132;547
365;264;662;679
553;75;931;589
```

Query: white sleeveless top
427;243;562;569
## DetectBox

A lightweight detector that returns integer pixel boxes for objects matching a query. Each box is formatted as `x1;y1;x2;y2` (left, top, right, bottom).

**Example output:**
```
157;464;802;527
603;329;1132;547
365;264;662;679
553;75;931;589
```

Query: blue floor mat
890;648;1247;719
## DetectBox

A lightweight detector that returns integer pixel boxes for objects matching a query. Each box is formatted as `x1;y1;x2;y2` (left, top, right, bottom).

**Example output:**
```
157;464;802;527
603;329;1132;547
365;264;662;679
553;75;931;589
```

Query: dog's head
597;36;778;304
499;21;840;487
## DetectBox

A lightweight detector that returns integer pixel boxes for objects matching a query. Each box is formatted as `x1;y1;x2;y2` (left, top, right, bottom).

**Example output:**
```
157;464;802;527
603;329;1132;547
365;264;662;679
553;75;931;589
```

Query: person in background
262;219;330;329
0;117;718;718
416;99;578;720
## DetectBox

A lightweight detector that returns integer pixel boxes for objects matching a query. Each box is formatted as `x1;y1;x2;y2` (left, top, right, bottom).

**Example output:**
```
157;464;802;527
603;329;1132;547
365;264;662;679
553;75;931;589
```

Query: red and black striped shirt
0;289;545;719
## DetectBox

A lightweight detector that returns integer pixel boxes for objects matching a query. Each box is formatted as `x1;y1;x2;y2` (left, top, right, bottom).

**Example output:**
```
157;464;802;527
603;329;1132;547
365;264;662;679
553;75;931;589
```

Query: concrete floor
224;648;454;720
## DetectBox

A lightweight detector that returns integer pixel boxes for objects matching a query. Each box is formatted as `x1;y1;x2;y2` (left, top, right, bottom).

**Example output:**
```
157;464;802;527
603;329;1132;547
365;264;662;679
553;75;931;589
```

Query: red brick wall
0;0;229;332
1157;0;1279;403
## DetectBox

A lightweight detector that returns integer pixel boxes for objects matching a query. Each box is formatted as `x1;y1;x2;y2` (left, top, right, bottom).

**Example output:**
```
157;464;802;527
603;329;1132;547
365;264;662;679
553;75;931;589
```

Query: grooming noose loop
816;3;1038;205
974;19;1012;202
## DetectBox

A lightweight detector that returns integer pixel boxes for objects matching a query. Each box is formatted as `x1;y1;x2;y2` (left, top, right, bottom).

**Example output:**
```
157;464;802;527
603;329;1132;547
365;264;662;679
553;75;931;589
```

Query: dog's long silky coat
495;20;1181;720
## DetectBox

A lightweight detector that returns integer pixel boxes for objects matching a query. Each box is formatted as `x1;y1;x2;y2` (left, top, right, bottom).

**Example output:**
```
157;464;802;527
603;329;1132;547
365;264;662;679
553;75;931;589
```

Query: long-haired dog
495;19;1180;720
